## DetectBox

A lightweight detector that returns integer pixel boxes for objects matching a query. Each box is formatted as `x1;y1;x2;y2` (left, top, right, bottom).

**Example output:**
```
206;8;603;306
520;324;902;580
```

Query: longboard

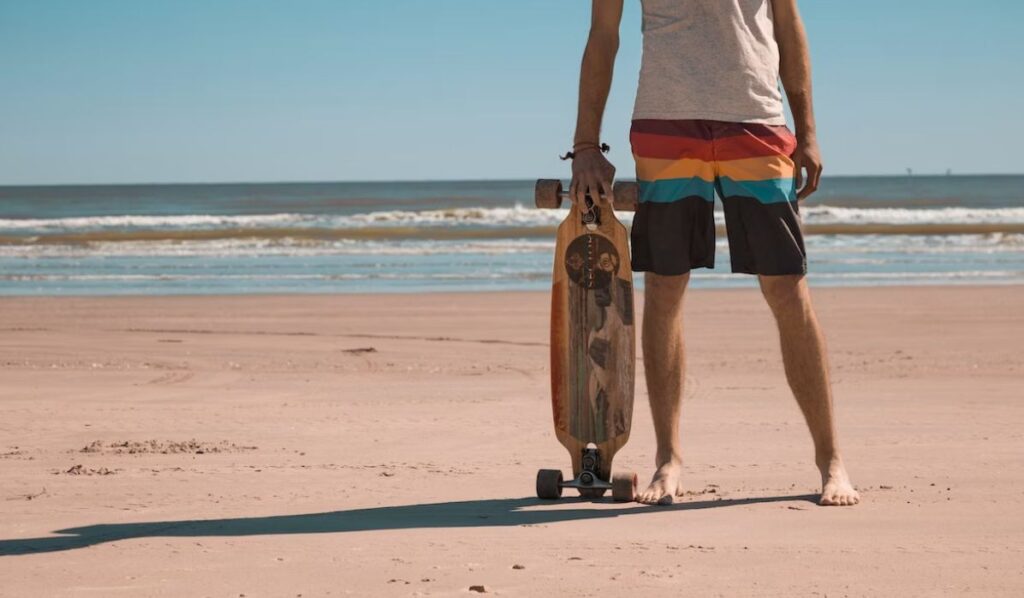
533;179;640;501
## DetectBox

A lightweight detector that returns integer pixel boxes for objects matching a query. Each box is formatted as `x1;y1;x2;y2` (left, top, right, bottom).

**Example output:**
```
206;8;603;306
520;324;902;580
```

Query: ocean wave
0;206;567;232
3;204;1024;237
0;238;556;258
0;213;314;231
801;205;1024;225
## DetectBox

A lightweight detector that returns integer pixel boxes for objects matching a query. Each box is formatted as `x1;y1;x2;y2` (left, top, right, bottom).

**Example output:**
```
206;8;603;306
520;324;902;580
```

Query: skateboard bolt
580;472;594;485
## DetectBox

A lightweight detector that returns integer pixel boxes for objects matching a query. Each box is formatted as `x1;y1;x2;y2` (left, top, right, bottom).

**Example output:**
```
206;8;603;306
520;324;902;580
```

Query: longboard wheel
535;179;563;209
612;182;639;211
536;469;563;499
611;471;638;502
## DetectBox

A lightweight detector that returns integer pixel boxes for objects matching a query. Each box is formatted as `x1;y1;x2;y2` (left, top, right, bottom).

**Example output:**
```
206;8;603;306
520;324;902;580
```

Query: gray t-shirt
633;0;786;125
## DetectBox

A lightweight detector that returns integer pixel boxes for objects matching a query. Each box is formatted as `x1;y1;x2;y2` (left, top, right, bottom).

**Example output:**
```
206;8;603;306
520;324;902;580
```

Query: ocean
1;176;1022;295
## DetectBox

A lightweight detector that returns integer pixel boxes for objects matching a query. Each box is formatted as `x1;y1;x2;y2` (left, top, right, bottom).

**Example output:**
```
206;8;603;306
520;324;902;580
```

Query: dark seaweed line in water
121;328;547;347
2;223;1024;245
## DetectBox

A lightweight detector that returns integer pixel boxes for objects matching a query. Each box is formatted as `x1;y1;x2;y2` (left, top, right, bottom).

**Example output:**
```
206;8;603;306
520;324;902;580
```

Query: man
568;0;859;506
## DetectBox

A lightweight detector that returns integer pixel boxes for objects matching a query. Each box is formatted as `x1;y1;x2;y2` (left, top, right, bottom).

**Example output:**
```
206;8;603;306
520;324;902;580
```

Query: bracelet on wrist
559;142;610;161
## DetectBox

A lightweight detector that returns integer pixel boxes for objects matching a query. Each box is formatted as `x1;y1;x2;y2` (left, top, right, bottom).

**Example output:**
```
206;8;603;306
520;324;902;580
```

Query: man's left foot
818;457;860;506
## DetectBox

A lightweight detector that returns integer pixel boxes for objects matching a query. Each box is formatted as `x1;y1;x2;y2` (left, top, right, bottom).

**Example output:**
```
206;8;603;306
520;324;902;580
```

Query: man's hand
569;148;616;213
793;135;822;200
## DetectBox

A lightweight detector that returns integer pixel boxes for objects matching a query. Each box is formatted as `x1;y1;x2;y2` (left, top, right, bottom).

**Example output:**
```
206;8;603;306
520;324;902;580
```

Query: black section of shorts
630;196;806;276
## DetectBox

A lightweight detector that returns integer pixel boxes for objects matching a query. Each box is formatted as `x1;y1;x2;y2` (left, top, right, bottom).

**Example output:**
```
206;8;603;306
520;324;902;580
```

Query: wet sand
1;286;1022;596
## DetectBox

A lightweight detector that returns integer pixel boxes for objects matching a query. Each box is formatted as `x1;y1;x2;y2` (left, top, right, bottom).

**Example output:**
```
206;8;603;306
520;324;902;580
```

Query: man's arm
772;0;821;199
570;0;624;211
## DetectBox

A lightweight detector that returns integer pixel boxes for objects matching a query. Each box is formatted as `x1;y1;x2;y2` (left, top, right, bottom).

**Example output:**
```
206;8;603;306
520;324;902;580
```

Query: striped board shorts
629;119;807;276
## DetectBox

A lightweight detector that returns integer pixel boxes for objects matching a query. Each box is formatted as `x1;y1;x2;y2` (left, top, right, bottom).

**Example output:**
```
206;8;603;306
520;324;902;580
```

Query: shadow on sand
0;493;816;556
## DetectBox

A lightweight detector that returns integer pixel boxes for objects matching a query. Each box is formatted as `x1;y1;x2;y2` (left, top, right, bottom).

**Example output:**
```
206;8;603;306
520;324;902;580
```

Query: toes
820;490;860;506
637;485;674;505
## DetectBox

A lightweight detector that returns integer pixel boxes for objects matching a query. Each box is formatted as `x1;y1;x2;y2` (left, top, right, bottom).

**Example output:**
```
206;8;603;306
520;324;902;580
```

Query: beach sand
1;286;1022;596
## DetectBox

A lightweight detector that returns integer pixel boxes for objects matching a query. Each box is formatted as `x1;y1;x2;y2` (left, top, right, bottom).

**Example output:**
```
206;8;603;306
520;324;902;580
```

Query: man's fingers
793;156;804;191
805;165;822;198
797;179;810;200
580;176;593;212
797;163;822;200
573;178;588;213
599;177;615;209
579;176;596;213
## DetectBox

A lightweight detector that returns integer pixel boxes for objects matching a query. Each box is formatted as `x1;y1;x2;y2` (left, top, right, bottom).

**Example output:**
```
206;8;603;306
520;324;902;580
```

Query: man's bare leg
758;274;860;506
637;272;688;505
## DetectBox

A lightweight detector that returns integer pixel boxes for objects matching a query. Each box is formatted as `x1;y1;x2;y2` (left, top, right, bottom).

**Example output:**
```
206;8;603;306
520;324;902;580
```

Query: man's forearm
574;30;619;146
773;0;816;140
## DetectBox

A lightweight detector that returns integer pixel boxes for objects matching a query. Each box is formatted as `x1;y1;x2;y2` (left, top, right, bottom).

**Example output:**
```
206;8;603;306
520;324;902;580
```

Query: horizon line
2;172;1023;188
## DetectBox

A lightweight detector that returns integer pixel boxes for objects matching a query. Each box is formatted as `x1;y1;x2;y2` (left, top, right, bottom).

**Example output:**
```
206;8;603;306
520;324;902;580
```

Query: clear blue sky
1;0;1022;185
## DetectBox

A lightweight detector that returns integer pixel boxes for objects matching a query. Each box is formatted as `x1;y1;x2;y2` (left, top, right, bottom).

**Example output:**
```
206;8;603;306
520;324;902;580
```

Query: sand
1;286;1022;596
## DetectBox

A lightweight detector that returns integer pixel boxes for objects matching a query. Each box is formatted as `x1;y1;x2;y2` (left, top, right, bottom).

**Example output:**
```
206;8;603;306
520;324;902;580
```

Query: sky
1;0;1022;185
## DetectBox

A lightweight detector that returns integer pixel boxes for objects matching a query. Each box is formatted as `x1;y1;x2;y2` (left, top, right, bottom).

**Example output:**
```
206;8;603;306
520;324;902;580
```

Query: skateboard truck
536;447;637;501
560;447;611;491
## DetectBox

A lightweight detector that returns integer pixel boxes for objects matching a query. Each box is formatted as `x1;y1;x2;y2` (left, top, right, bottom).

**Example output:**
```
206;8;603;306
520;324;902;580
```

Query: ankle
815;451;842;471
655;451;683;468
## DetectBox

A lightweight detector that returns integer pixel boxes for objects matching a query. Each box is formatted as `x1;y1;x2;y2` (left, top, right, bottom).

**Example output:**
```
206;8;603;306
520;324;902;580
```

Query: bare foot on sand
819;457;860;506
637;459;685;505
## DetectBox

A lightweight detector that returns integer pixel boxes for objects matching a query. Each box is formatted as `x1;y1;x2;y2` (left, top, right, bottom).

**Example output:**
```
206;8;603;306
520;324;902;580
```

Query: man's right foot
637;458;685;505
818;456;860;506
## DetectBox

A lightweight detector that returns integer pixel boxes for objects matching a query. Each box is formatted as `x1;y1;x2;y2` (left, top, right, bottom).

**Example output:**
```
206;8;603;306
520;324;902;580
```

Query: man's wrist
571;142;610;155
794;126;817;144
560;142;609;161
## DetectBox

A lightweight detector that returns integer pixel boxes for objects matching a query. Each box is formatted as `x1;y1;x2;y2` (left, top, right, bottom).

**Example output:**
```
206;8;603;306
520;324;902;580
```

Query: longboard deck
549;204;636;481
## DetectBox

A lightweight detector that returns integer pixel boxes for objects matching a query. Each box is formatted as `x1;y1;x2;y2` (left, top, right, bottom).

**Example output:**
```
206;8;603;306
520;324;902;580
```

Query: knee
759;274;809;315
645;272;689;291
645;272;688;300
643;272;688;315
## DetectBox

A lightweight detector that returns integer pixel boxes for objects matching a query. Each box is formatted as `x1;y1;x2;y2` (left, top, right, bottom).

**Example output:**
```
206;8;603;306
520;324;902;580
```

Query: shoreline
2;280;1024;299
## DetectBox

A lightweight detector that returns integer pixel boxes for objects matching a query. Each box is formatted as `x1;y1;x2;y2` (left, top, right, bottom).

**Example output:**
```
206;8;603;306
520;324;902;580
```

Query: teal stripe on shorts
716;177;797;204
637;177;715;203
